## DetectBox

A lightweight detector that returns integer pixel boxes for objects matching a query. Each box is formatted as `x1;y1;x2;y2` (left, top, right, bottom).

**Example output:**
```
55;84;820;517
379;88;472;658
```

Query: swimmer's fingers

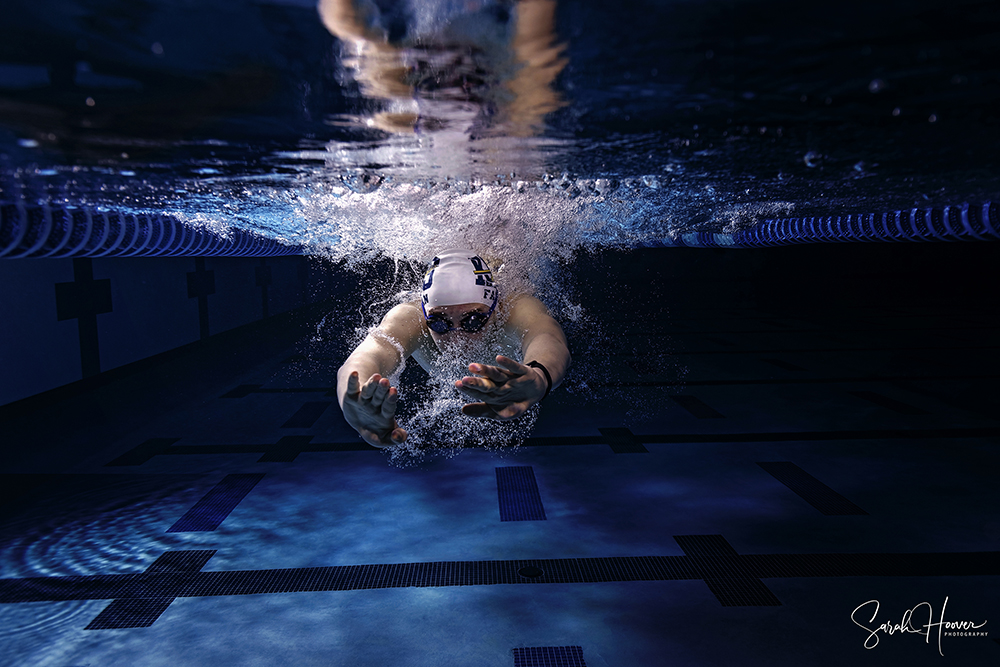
461;401;525;421
346;371;362;396
456;376;499;395
369;377;391;407
359;424;407;448
468;362;513;384
380;386;399;418
494;355;530;376
359;374;382;400
461;402;499;419
455;379;513;403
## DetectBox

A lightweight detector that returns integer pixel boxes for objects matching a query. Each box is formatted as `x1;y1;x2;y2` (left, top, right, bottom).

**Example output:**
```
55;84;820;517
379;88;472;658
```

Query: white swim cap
421;249;499;309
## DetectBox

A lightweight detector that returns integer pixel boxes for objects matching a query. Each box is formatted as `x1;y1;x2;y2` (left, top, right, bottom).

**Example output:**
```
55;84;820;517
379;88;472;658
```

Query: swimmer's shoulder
376;301;428;354
504;293;549;318
381;301;425;332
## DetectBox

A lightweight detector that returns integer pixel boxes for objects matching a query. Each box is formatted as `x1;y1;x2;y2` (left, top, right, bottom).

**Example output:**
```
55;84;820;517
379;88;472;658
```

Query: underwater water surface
2;0;999;252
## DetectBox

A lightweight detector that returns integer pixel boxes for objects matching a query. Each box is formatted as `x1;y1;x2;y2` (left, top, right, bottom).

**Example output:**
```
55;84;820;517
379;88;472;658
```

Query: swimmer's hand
456;355;548;420
341;372;407;447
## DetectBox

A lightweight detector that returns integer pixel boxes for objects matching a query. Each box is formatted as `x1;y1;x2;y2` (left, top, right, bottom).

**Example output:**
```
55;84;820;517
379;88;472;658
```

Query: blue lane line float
637;201;999;248
2;200;997;257
0;202;301;258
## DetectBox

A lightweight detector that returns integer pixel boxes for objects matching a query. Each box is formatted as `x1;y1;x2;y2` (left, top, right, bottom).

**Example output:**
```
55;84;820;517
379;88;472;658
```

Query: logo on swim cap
421;249;498;308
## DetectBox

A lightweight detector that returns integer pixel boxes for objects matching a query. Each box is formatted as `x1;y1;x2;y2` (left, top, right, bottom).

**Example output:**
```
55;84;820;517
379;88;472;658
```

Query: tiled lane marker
106;438;181;466
106;427;1000;466
3;544;998;628
757;462;868;516
512;646;587;666
54;258;113;378
669;395;725;419
85;550;216;629
496;467;547;521
598;427;648;454
167;474;266;532
281;402;332;428
674;535;781;607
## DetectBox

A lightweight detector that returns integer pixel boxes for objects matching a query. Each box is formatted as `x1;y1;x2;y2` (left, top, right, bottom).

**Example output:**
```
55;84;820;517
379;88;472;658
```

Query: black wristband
526;361;552;401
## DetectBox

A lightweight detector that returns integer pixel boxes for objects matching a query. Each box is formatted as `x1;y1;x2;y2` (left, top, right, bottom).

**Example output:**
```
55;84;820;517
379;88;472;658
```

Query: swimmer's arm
336;302;423;414
506;0;568;136
336;302;425;447
506;295;571;394
317;0;386;44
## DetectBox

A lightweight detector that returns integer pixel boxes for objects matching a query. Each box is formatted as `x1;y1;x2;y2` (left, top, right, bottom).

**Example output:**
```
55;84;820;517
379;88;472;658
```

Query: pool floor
1;249;999;666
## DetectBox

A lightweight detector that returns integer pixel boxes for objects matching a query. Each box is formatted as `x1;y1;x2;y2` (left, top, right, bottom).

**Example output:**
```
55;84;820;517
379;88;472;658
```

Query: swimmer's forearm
336;359;377;408
521;332;571;391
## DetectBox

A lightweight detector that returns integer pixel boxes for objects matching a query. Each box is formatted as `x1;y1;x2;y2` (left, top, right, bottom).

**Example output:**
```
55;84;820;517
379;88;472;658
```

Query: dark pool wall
0;255;335;407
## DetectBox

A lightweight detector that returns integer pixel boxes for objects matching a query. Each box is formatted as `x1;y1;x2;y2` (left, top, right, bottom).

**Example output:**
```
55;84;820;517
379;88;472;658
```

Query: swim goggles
421;301;495;334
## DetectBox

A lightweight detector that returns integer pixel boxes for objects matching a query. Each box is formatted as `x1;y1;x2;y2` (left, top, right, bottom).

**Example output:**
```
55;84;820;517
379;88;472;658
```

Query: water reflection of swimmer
317;0;567;136
337;249;571;448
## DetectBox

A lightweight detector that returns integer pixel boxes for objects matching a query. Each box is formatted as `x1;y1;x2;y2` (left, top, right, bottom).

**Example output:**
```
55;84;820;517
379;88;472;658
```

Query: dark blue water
2;0;999;250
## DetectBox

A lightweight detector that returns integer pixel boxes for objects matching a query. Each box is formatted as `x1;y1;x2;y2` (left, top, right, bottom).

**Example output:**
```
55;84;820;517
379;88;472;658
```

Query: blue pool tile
512;646;586;666
496;466;546;522
281;401;332;428
598;427;648;453
167;474;265;532
757;462;868;515
670;394;725;418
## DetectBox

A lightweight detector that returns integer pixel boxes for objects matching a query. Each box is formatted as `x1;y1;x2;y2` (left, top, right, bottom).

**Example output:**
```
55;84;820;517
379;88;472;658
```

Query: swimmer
317;0;567;137
337;249;571;447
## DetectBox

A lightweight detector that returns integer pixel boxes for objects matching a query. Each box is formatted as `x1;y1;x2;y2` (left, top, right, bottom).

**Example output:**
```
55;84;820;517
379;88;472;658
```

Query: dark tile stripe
702;577;781;607
674;534;739;558
849;390;928;415
757;462;869;516
496;467;546;521
512;646;586;667
598;427;648;453
674;535;781;606
258;435;314;462
54;258;112;378
167;475;265;532
281;401;332;428
670;395;725;419
146;550;217;573
86;598;174;629
103;427;1000;466
85;550;216;630
105;438;180;467
2;547;998;630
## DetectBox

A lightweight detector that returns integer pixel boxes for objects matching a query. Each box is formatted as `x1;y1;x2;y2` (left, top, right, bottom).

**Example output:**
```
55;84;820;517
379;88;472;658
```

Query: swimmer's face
425;302;492;349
